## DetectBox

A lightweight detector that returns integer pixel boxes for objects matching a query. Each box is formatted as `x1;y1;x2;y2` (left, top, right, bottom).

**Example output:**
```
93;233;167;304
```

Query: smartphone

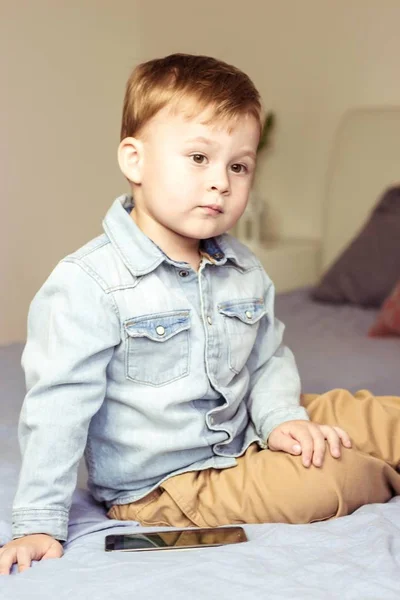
105;526;248;552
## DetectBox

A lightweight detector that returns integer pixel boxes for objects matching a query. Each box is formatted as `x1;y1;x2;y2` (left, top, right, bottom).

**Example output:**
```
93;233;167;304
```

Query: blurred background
1;0;400;344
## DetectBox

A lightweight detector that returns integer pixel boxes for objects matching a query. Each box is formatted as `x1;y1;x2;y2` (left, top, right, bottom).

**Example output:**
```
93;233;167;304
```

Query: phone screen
105;526;247;552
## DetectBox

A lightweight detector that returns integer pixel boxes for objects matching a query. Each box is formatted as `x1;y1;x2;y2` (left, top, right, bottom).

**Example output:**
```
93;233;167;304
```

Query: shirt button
179;270;189;277
245;310;253;319
207;316;212;325
209;416;215;426
156;326;165;336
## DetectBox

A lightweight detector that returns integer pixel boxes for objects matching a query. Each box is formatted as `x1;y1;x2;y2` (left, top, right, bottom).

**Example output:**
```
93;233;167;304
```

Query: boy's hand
268;420;352;468
0;534;63;575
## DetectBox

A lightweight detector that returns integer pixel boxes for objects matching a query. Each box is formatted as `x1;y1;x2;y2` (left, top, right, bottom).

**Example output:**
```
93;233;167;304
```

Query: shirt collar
102;195;247;276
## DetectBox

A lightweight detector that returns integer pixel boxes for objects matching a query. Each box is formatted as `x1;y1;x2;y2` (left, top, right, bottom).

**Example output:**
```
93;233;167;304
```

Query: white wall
2;0;400;344
1;0;142;344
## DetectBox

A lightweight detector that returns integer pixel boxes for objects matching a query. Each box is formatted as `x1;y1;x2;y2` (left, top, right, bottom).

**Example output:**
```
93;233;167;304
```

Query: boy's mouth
201;204;224;216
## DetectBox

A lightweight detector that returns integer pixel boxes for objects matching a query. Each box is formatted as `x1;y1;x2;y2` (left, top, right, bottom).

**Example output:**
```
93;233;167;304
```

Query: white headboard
321;107;400;273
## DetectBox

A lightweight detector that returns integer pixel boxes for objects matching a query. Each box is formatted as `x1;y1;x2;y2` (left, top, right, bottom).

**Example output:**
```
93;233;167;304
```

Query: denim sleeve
12;259;120;541
245;269;309;446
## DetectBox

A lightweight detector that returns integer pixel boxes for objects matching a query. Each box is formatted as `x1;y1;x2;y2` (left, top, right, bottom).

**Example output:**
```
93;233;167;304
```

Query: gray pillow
311;186;400;307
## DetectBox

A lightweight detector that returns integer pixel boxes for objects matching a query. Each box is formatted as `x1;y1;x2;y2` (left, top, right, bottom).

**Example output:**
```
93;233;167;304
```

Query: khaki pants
108;389;400;527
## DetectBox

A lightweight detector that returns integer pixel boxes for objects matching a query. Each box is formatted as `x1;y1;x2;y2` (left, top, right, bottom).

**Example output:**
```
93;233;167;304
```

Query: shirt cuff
12;508;69;542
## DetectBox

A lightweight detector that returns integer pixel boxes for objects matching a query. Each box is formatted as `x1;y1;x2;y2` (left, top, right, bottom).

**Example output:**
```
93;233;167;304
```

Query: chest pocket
124;310;191;386
218;299;267;374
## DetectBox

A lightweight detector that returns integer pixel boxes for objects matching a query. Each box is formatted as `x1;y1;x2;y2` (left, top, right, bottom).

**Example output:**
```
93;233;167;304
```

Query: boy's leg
110;442;400;527
109;390;400;527
301;389;400;469
160;444;400;527
108;487;194;526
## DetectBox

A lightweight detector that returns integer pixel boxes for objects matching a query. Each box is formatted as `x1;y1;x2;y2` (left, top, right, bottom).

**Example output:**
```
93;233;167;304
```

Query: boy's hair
120;53;263;141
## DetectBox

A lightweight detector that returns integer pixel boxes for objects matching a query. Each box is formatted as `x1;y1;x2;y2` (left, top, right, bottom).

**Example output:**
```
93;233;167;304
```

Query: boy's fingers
0;536;62;575
269;424;353;471
42;542;63;560
322;427;342;459
0;548;16;575
333;426;352;448
289;429;314;467
17;547;33;573
310;429;327;467
319;425;352;458
269;432;302;455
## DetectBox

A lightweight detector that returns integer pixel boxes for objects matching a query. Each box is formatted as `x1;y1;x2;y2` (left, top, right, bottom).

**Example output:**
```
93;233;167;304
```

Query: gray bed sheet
276;287;400;396
1;291;400;598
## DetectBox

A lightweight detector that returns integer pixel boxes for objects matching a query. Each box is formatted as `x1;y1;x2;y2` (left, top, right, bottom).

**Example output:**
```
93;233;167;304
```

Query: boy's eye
191;154;207;164
231;163;248;174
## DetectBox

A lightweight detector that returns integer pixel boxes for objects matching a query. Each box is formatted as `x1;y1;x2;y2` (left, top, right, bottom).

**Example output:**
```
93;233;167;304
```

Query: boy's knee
253;449;351;524
317;447;393;518
275;449;382;524
293;451;353;523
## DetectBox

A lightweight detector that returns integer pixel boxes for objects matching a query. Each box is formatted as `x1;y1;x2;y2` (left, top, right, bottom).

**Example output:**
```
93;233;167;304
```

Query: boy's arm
12;259;120;542
245;270;309;446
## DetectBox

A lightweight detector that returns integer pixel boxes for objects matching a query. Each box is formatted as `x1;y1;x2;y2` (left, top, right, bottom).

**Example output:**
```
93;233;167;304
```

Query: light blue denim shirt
12;195;309;541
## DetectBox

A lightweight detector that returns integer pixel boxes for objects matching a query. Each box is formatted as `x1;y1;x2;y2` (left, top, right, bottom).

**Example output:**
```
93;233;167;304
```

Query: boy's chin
177;226;226;240
181;220;231;240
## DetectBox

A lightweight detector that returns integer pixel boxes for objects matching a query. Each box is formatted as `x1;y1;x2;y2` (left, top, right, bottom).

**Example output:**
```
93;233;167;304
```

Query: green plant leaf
257;111;275;153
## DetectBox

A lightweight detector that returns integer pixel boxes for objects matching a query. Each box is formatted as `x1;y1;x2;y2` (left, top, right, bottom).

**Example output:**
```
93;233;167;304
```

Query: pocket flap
124;310;191;342
218;299;266;324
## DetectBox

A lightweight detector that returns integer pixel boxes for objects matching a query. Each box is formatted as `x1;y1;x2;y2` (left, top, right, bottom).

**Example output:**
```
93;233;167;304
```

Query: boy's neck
130;208;202;271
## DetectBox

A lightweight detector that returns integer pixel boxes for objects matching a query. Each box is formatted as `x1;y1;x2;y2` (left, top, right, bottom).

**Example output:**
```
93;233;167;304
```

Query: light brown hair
120;53;263;141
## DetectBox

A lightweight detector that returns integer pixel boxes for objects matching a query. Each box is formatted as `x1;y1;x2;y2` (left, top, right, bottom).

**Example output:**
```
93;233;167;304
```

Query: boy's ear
118;137;144;184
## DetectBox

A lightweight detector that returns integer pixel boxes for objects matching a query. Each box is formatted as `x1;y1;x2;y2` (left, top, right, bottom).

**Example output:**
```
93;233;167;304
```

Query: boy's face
121;103;260;250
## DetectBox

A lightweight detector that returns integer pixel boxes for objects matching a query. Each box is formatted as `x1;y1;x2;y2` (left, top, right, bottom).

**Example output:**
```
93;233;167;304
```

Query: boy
1;53;400;575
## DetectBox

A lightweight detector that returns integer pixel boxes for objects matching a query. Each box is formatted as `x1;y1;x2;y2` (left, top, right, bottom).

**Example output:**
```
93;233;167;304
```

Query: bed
1;108;400;598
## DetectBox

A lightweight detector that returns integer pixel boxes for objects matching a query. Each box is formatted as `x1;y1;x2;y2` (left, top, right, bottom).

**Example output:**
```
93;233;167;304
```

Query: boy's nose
208;170;230;195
